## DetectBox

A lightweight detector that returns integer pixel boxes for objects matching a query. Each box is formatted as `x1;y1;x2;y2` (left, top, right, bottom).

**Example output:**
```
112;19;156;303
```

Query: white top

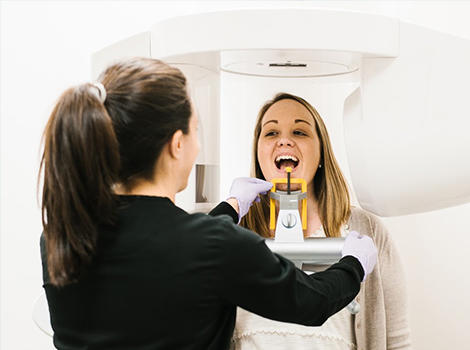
231;225;356;350
231;306;356;350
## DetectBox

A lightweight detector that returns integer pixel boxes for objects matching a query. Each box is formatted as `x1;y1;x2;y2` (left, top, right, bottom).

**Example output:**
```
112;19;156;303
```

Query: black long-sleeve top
41;196;363;350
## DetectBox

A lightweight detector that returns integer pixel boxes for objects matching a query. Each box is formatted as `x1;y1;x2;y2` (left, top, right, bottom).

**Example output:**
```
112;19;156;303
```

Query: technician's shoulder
188;211;265;247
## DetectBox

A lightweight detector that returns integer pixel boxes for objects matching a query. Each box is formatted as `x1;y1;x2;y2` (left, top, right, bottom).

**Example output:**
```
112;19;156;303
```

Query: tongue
279;160;297;171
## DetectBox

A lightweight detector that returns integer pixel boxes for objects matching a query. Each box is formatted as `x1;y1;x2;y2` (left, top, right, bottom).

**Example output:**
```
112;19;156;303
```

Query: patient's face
257;99;321;191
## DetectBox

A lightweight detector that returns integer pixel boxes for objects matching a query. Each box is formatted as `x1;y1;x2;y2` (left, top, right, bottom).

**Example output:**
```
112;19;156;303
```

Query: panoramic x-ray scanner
79;7;470;319
91;8;470;217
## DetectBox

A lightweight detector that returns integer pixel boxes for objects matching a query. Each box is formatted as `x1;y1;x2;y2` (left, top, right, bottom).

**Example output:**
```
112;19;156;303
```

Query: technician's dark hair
40;58;192;287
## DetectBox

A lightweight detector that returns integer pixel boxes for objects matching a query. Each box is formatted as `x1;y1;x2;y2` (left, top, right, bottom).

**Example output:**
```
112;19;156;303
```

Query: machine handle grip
346;300;361;314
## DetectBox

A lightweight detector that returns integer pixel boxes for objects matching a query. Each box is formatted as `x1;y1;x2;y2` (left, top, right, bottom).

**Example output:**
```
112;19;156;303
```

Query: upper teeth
276;155;298;162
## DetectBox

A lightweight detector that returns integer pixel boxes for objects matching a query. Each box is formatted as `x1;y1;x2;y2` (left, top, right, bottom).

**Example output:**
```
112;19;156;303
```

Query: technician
39;57;377;350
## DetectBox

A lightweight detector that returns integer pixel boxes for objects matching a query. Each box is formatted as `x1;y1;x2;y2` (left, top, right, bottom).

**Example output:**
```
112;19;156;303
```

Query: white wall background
2;1;470;349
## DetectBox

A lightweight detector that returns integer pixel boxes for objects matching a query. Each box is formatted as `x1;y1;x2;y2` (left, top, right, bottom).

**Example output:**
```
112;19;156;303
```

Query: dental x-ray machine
34;7;470;336
89;7;470;314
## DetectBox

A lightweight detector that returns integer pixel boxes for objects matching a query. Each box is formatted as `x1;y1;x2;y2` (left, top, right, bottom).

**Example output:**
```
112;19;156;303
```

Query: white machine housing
91;7;470;216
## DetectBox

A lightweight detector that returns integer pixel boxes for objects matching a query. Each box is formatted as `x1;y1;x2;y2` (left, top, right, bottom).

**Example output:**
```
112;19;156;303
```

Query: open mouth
275;155;299;171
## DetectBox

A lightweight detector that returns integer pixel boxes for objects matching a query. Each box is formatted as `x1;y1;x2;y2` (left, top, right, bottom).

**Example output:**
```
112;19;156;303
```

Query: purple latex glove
341;231;378;281
228;177;273;223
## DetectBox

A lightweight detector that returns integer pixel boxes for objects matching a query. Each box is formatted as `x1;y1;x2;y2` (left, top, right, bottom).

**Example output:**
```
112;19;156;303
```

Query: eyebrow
262;119;312;127
262;120;278;127
295;119;312;126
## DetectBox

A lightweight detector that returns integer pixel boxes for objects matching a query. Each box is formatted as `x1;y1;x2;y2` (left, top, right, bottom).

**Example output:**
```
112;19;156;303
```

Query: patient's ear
169;130;184;159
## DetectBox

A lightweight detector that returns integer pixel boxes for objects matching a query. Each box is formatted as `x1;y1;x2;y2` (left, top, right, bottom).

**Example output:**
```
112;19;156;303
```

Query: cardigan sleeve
375;219;412;349
353;208;412;350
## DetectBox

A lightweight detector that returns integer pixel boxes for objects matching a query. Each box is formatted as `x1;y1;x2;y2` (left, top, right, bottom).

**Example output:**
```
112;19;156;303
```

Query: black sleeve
208;202;238;224
216;221;363;327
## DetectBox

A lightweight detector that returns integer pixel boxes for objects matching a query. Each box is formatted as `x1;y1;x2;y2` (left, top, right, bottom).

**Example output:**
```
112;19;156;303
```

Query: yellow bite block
270;177;307;230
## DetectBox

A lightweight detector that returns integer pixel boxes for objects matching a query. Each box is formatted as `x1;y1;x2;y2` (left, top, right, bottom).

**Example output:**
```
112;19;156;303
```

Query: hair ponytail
40;83;120;286
41;58;192;287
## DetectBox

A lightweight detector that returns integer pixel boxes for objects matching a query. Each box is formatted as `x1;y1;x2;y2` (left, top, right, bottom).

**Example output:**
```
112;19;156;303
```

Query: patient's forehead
262;99;315;126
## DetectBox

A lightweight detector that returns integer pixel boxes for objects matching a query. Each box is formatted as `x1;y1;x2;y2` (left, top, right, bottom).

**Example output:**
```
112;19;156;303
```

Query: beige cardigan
349;207;412;350
232;207;412;350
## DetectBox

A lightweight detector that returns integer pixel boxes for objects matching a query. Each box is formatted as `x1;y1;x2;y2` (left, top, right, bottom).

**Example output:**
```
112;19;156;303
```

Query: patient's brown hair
240;93;351;238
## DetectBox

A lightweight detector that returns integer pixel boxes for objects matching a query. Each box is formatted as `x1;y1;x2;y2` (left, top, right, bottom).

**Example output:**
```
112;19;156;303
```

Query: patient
231;93;412;350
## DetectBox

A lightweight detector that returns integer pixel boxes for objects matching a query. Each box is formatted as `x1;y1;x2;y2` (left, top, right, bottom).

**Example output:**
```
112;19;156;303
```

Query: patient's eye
264;131;279;137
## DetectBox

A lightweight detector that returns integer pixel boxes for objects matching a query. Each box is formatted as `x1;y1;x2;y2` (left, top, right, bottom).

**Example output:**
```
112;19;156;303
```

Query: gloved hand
341;231;378;281
227;177;273;223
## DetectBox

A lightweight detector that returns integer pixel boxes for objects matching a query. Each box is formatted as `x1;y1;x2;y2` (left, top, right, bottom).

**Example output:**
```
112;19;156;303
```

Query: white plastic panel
32;292;53;337
219;50;361;78
151;8;400;65
90;31;150;80
174;65;220;213
344;21;470;216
